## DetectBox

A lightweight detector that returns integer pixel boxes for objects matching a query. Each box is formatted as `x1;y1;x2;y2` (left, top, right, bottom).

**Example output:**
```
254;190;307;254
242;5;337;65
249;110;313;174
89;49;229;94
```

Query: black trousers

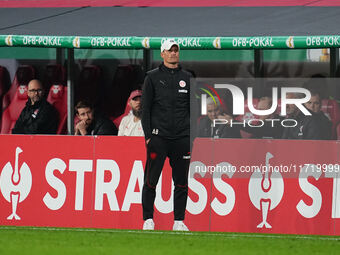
142;136;190;221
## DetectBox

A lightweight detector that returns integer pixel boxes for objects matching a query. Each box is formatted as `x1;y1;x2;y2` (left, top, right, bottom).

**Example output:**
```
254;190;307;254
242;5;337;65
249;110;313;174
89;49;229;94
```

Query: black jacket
197;116;241;138
86;114;118;136
12;99;58;134
315;111;333;139
141;64;191;140
197;116;215;137
282;111;331;140
241;114;284;139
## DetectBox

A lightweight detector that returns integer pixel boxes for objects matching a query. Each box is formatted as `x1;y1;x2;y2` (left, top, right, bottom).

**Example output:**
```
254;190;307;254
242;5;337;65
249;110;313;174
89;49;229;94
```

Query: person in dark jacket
304;90;332;139
12;79;58;134
141;39;191;231
197;96;240;138
74;100;117;136
241;97;283;139
282;92;330;140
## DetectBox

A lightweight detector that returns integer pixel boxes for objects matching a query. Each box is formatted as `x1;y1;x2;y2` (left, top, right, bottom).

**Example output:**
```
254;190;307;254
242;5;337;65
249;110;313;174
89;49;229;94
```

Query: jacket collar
26;98;45;109
159;63;181;73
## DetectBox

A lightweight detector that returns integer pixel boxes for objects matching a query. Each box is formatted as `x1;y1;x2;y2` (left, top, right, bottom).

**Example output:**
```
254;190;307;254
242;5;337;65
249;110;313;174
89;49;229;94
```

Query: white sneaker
173;220;189;231
143;219;155;230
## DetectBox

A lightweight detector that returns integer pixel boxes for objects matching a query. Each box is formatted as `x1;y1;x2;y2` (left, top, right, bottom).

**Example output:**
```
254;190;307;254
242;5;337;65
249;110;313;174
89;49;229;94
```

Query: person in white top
118;90;144;136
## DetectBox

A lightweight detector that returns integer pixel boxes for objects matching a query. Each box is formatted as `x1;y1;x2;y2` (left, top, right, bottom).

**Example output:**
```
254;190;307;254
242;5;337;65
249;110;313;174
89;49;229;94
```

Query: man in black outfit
241;97;283;139
304;90;332;139
282;92;330;140
197;96;241;139
12;79;58;134
74;100;118;136
141;39;191;231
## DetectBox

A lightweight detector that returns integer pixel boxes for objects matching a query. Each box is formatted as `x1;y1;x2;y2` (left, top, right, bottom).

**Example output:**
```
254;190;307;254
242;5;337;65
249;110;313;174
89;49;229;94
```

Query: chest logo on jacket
32;109;39;119
0;147;32;221
179;80;186;88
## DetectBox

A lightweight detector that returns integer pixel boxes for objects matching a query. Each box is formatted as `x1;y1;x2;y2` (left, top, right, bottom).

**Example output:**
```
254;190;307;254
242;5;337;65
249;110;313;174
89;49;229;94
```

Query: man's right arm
141;75;154;142
74;120;88;136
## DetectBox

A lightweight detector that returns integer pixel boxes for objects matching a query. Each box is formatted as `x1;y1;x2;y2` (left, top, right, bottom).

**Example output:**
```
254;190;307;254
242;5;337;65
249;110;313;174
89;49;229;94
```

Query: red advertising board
0;135;339;235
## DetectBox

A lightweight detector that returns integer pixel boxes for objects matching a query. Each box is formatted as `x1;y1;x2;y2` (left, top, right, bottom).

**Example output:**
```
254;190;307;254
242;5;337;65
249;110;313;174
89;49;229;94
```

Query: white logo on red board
248;152;284;228
19;85;27;95
0;147;32;220
179;80;186;88
52;85;62;94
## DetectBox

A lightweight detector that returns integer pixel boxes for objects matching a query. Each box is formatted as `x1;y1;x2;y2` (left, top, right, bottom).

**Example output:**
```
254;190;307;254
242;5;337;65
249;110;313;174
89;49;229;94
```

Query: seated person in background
74;100;118;136
241;96;283;139
12;79;58;134
282;92;331;140
304;89;332;136
197;97;240;138
118;90;144;136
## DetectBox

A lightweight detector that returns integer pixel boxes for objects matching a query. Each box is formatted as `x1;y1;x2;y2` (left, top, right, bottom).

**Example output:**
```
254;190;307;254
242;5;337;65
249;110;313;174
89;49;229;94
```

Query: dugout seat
2;65;35;111
0;66;11;99
102;65;144;118
47;85;67;134
0;66;11;127
43;64;66;91
112;100;132;129
75;65;102;106
1;85;28;134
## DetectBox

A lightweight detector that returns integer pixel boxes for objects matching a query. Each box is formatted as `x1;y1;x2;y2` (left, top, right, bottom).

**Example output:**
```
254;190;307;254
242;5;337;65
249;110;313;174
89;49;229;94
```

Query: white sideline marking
0;226;339;241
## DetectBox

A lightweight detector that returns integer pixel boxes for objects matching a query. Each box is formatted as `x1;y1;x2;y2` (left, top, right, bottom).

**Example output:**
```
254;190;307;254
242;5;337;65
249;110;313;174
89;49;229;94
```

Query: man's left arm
304;118;324;140
33;106;59;134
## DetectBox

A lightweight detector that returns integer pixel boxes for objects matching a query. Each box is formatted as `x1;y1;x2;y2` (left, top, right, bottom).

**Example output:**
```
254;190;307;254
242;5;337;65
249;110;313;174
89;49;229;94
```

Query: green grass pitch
0;226;339;255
